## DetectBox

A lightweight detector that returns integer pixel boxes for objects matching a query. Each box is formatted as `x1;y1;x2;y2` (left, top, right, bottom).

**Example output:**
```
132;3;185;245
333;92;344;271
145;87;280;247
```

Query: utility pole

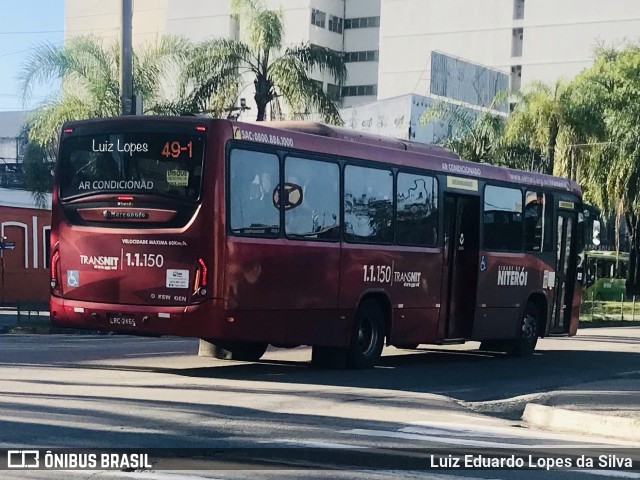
120;0;133;115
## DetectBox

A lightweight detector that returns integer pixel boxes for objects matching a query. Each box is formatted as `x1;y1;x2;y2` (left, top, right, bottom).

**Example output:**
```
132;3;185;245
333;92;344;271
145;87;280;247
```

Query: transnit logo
80;255;119;270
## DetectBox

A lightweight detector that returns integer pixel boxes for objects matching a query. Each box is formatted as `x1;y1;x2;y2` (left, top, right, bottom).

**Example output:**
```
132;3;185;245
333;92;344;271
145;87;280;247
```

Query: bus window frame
342;162;396;246
482;182;525;253
524;190;554;254
226;142;283;239
282;153;342;243
396;169;440;248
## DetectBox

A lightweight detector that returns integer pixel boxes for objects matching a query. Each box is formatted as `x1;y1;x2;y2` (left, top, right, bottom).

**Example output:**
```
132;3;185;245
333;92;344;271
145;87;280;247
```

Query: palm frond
18;42;68;104
285;43;347;85
420;101;476;133
269;56;342;125
232;0;283;54
27;93;94;146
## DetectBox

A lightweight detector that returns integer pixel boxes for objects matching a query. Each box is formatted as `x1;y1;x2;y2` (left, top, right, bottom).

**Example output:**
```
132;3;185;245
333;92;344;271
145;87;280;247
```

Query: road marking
342;428;631;449
260;439;367;449
123;351;187;357
406;421;638;445
343;428;531;448
106;473;222;480
576;470;640;479
363;472;504;480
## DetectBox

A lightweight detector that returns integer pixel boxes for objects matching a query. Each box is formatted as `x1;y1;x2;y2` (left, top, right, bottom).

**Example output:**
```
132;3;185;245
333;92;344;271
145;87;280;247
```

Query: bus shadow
166;347;640;403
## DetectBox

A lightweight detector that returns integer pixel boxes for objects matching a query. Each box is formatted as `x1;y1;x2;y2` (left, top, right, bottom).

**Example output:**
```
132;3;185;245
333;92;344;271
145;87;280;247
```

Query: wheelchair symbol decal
67;270;79;287
480;255;487;272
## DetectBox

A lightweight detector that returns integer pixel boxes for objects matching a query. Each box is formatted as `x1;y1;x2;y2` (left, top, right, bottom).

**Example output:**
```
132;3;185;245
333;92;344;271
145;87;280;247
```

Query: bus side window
483;185;523;251
285;157;340;240
229;149;280;236
524;191;552;253
397;172;438;246
344;165;393;244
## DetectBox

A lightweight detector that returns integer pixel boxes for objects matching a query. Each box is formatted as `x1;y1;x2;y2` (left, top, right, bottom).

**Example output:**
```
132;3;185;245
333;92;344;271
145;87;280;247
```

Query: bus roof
60;116;582;197
260;121;461;159
237;120;581;198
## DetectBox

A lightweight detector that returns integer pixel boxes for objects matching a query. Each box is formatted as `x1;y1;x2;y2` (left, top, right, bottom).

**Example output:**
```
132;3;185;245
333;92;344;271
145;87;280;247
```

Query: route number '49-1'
363;265;391;283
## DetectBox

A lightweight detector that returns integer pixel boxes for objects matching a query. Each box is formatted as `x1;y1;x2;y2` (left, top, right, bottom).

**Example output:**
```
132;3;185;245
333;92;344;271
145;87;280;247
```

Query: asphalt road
0;328;638;480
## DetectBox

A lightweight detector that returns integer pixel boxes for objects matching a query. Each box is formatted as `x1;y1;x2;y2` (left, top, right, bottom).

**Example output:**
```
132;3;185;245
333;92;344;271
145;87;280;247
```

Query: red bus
50;117;590;368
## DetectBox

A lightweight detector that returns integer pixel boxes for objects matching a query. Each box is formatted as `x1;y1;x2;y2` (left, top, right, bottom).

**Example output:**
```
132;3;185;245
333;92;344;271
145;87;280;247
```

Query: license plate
108;314;137;327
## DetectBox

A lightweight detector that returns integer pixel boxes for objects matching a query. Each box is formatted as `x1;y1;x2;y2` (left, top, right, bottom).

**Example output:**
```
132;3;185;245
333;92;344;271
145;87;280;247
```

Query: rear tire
506;303;539;357
199;340;268;362
346;298;385;369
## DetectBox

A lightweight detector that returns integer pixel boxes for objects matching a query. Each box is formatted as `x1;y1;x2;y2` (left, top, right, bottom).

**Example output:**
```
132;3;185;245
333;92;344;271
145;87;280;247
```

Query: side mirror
592;219;601;246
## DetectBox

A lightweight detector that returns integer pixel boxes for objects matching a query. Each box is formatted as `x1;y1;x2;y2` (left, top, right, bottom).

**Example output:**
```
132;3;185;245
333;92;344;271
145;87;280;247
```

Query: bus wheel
199;340;268;362
508;303;539;357
346;299;385;369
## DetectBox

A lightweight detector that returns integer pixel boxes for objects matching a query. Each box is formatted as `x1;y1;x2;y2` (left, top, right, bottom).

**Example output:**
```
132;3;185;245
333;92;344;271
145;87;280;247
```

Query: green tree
571;45;640;294
421;101;504;163
19;35;191;147
420;100;543;170
20;137;54;209
504;80;576;175
180;0;347;123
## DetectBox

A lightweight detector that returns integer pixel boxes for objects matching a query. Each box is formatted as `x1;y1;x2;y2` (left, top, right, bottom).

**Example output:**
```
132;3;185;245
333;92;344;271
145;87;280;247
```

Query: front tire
346;298;385;369
507;303;539;357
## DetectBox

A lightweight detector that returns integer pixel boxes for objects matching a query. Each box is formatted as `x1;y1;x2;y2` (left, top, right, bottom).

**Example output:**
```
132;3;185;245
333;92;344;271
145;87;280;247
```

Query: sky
0;1;64;112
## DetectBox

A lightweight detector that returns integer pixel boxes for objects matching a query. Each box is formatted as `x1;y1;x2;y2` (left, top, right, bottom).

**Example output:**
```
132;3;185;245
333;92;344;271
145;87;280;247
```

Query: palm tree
504;80;576;176
180;0;347;123
19;35;191;147
421;101;503;163
420;100;544;170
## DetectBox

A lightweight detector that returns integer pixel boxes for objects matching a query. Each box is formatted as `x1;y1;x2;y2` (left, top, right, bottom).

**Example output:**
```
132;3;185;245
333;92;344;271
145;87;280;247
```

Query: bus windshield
59;132;205;201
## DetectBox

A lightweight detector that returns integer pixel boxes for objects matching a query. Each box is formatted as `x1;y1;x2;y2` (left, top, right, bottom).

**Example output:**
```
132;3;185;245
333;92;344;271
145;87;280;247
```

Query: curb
522;403;640;442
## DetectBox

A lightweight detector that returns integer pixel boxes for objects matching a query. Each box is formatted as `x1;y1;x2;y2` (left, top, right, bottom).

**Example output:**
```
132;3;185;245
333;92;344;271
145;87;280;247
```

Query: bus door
550;208;577;334
440;194;480;339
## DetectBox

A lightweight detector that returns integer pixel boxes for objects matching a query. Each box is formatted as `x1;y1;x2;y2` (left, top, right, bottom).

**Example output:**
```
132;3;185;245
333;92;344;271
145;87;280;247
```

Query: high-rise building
64;0;380;117
377;0;640;100
64;0;640;116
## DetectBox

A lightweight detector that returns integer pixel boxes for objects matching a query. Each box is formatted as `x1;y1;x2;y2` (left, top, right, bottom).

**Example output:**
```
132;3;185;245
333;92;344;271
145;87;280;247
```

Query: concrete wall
340;93;453;144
